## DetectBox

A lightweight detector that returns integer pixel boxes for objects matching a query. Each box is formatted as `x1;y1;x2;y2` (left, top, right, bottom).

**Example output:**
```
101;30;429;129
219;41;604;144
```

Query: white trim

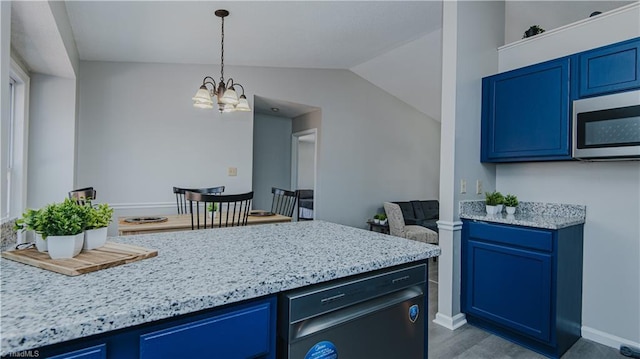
8;57;30;218
436;220;463;232
433;312;467;331
110;202;175;210
499;2;639;52
582;326;640;350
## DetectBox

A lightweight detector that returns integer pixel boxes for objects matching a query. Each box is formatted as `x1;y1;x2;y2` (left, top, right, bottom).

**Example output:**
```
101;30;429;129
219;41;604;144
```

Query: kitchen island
0;221;440;357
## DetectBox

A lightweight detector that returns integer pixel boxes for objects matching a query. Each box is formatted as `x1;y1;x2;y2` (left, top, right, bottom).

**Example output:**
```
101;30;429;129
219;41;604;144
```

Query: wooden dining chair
270;187;297;217
185;191;253;229
69;187;96;205
174;186;225;214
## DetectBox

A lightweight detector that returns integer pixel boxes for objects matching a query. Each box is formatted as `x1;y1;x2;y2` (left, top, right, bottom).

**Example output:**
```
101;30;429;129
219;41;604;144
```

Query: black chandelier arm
202;76;217;87
232;83;246;95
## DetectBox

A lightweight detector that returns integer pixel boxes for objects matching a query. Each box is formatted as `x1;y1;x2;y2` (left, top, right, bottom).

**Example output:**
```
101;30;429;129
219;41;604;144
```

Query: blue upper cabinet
579;38;640;98
481;57;573;162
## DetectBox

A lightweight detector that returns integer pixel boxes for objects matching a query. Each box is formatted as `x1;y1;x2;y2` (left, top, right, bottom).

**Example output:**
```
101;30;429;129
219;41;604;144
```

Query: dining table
118;211;291;236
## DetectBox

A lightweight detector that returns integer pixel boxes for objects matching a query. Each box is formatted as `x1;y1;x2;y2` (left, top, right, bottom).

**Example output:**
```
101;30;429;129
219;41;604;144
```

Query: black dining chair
270;187;297;217
69;187;96;205
174;186;225;214
296;189;314;221
185;191;253;229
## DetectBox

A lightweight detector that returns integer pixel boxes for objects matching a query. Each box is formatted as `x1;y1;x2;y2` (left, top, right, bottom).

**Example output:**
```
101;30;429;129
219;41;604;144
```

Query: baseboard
582;325;640;350
433;312;467;330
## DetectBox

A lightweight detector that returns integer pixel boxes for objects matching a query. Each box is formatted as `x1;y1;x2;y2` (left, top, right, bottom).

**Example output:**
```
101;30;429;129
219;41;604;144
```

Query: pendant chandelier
192;9;251;113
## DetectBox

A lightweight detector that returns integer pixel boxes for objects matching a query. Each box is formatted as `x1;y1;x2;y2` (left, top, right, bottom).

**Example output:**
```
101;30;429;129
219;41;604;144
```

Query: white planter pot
374;219;380;224
496;204;504;213
47;233;84;259
34;233;47;252
380;219;388;225
486;205;497;215
506;206;516;215
84;227;108;251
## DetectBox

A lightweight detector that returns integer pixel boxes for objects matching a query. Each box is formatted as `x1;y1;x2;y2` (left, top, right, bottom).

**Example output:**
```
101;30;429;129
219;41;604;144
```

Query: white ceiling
254;96;319;119
64;1;442;69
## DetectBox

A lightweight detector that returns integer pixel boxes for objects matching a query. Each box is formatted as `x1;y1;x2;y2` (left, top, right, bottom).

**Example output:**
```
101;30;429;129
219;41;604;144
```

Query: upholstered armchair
383;202;438;245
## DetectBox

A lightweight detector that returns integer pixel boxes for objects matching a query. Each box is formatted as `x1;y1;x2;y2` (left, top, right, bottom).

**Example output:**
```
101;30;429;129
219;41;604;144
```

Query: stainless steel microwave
573;89;640;160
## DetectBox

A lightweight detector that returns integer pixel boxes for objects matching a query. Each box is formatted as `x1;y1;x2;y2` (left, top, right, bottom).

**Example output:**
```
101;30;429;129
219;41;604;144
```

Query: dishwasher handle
290;285;424;341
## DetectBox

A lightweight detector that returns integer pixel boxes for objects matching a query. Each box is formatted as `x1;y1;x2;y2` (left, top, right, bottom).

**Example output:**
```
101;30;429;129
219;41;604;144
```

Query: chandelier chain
220;15;225;83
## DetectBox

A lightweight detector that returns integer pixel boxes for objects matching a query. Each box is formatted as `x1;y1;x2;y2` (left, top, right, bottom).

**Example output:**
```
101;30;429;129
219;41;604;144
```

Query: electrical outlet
476;180;483;194
228;167;237;176
460;179;467;194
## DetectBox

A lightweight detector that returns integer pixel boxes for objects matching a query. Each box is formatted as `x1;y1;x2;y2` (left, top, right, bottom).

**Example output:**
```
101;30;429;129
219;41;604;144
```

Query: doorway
291;129;317;220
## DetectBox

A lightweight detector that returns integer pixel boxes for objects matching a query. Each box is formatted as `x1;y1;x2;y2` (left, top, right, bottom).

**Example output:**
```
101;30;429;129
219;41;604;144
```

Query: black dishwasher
278;263;427;359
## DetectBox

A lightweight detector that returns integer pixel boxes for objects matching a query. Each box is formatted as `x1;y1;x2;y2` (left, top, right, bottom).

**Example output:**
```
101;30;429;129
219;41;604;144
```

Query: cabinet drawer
48;344;106;359
579;38;640;97
140;302;272;359
467;221;553;252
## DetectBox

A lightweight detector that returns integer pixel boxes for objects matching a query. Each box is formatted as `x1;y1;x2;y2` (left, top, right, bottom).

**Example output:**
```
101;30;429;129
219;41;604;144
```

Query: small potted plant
14;208;47;252
485;191;501;215
504;194;519;215
373;214;381;224
39;198;88;259
84;203;114;250
207;202;219;220
523;25;545;39
379;213;388;226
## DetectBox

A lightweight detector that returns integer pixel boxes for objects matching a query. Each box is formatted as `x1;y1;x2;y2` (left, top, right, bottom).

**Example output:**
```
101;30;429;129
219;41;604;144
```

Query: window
2;59;29;222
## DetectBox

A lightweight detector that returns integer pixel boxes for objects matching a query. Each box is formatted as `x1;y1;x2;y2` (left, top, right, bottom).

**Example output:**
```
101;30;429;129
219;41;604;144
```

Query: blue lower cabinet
140;302;272;359
33;296;276;359
48;344;107;359
461;220;584;358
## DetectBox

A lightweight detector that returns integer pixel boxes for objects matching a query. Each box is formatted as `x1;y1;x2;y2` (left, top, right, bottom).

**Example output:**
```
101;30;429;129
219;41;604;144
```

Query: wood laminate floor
427;260;626;359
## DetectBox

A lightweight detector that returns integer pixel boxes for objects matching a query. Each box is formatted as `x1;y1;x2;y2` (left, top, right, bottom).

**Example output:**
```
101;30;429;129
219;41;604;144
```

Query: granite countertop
0;220;440;354
459;200;586;229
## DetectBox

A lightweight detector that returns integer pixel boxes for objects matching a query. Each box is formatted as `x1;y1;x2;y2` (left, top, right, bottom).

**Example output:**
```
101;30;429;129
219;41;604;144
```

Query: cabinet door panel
482;58;572;162
48;344;106;359
140;302;271;359
579;38;640;97
464;240;552;342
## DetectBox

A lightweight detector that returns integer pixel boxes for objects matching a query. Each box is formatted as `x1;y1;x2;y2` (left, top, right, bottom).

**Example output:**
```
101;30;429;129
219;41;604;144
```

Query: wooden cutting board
1;242;157;276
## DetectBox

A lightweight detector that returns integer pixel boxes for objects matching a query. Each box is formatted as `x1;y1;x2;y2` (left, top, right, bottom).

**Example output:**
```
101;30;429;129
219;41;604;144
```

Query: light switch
460;179;467;194
228;167;237;176
476;180;483;195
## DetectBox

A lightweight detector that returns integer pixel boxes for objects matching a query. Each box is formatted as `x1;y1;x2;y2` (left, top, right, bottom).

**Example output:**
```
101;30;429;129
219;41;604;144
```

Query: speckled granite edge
459;200;586;229
0;221;440;354
1;218;17;252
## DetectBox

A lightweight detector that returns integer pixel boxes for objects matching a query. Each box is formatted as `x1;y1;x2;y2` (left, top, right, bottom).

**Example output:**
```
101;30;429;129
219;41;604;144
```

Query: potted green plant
379;213;388;226
84;203;114;250
485;191;501;215
523;25;545;39
504;194;519;215
39;198;88;259
207;202;219;220
373;213;381;224
14;208;47;252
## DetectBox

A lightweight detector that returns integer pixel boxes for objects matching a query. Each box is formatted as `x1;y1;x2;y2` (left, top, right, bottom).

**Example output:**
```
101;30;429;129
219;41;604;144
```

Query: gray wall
252;113;292;211
76;61;440;232
27;74;77;208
